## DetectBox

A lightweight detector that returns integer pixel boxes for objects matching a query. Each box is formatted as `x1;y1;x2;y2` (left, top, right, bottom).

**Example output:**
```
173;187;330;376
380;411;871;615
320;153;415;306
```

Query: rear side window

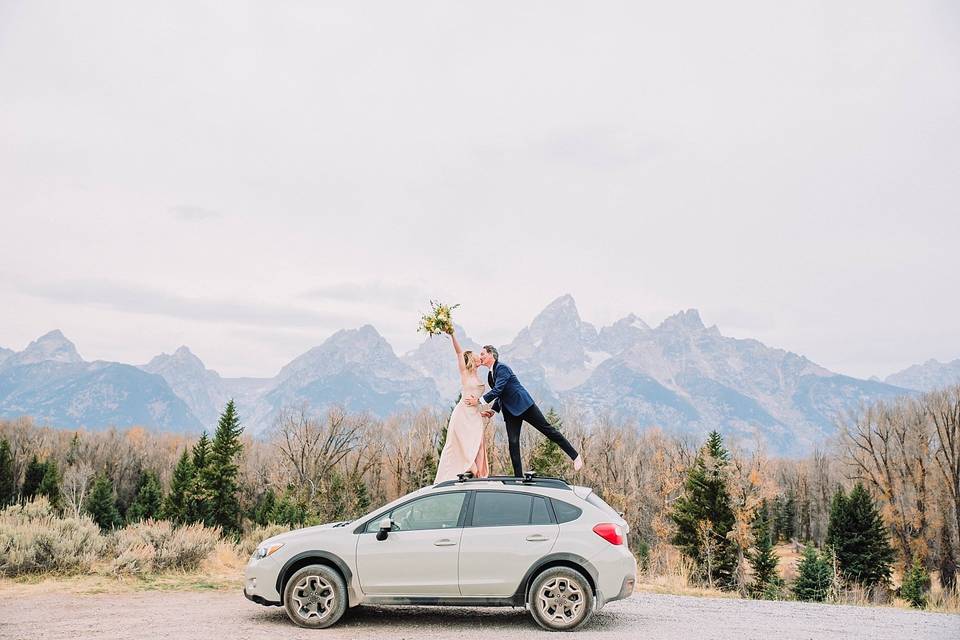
472;492;553;527
551;499;583;523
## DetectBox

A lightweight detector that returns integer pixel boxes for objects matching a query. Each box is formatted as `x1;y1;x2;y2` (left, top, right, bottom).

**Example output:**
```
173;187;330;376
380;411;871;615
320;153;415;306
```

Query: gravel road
1;591;957;640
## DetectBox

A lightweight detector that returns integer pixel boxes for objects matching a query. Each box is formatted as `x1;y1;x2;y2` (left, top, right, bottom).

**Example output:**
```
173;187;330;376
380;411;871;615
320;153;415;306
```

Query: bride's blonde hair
463;350;476;372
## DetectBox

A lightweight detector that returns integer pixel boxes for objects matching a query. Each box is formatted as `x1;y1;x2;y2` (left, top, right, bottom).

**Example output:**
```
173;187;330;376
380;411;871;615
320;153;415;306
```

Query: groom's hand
465;396;478;406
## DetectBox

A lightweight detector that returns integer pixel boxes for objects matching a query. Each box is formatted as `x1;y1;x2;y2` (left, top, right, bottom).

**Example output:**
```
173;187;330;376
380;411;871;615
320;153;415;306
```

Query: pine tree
21;455;46;502
251;488;277;526
827;483;895;588
65;433;81;466
324;470;348;521
793;545;832;602
0;438;16;506
529;408;567;477
749;507;781;598
127;470;163;522
186;431;211;524
38;459;62;510
200;401;244;535
900;558;931;609
162;449;195;524
271;489;307;527
353;475;371;512
671;430;738;589
85;472;122;531
776;489;797;541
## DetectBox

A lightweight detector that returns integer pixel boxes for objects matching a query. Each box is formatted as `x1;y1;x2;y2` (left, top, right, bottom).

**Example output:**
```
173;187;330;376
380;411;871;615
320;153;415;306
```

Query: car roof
431;474;573;492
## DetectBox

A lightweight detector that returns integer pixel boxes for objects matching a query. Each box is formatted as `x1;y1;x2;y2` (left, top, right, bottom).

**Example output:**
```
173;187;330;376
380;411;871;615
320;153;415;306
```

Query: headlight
253;543;284;560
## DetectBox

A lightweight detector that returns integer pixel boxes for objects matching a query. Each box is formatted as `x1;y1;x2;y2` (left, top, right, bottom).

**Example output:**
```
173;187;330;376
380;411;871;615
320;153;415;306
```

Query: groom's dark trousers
504;403;578;478
481;360;578;477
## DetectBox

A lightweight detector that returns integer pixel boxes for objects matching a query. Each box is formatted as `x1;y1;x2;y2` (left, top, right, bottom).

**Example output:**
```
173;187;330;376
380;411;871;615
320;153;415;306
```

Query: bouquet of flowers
417;300;460;336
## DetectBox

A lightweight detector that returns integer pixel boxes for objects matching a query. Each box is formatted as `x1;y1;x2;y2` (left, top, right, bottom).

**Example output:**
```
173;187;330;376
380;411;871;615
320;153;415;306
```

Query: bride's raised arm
449;330;466;374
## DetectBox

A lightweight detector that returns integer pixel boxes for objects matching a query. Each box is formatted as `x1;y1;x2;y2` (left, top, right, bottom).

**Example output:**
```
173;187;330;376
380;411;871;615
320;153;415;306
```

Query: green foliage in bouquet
418;300;460;336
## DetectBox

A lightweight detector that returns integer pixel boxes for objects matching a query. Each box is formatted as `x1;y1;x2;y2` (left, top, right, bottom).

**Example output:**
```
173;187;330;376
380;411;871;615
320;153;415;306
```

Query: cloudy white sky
1;1;958;379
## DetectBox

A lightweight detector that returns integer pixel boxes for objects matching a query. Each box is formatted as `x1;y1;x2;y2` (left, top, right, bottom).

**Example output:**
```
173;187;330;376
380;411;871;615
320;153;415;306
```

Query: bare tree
62;461;94;517
930;385;960;551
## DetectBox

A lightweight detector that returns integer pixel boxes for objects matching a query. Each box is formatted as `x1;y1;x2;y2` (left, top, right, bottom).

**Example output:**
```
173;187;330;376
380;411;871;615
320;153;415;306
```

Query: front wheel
282;564;348;629
528;566;594;631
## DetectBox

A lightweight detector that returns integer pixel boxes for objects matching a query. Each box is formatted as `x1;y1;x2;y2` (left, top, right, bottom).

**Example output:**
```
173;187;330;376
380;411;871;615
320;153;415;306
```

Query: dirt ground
1;589;958;640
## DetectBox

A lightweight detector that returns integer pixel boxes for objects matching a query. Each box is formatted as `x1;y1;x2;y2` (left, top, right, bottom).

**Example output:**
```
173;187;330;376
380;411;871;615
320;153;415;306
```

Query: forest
1;386;958;611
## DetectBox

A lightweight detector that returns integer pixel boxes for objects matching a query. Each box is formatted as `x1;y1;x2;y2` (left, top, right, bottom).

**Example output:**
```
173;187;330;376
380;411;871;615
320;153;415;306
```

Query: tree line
0;386;957;608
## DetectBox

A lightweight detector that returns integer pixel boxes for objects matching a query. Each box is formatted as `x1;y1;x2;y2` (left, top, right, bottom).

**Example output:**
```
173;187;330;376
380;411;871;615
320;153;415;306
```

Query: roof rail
433;472;571;490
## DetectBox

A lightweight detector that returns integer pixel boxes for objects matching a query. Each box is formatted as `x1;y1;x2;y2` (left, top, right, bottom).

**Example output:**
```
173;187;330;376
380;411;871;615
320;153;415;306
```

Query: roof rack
433;471;571;490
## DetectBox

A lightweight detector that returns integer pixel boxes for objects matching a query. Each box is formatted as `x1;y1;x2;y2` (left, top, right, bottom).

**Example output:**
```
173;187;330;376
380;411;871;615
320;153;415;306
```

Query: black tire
528;566;594;631
282;564;348;629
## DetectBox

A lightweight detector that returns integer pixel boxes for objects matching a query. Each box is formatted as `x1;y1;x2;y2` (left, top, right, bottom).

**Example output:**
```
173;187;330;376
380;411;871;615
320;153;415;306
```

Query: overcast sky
1;1;958;379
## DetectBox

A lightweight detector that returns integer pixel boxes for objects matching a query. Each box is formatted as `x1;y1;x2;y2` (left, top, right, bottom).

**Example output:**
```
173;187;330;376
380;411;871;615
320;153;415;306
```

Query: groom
466;345;584;477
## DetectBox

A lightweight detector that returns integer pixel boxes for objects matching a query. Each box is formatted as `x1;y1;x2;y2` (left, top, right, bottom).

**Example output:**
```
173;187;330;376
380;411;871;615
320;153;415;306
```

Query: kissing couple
433;329;584;483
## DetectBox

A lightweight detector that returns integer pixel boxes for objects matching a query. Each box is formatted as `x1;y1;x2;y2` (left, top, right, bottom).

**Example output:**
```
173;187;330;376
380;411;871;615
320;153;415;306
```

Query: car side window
364;492;465;533
471;492;553;527
551;498;583;523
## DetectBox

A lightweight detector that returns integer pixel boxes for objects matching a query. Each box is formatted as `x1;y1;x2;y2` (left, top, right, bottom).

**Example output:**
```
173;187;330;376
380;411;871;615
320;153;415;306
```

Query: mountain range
1;295;953;455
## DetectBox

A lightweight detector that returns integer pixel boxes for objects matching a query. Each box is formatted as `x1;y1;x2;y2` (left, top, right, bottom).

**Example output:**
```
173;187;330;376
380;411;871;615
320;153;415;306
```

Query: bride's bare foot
573;455;584;471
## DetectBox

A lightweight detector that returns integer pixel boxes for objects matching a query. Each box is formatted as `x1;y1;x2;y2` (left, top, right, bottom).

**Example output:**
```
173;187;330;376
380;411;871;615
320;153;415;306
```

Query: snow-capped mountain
885;358;960;392
0;331;199;431
0;298;929;453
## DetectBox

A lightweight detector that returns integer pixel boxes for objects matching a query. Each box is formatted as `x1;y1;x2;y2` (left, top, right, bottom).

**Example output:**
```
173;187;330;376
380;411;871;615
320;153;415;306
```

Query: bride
434;329;490;483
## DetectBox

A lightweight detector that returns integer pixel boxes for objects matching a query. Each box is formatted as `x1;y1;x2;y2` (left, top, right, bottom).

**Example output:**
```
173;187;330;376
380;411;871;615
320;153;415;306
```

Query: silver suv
244;474;637;631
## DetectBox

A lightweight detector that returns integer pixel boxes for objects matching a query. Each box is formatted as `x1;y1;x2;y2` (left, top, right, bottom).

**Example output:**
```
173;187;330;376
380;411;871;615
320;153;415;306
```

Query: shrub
901;559;931;609
0;497;105;576
238;523;292;557
110;519;220;575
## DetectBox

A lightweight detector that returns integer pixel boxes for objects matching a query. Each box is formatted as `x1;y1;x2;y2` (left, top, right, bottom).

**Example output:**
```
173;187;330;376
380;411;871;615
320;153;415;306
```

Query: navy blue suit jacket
482;361;534;417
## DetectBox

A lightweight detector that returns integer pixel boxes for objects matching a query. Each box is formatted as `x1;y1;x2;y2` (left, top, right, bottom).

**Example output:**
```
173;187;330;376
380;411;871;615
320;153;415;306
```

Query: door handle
434;538;457;546
525;534;550;542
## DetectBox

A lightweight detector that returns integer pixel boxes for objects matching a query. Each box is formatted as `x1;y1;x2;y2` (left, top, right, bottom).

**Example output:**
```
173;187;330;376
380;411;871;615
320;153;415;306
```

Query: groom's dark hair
483;345;499;361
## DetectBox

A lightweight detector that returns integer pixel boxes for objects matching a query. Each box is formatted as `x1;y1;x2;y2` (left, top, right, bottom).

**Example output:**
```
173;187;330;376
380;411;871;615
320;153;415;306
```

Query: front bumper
244;555;284;605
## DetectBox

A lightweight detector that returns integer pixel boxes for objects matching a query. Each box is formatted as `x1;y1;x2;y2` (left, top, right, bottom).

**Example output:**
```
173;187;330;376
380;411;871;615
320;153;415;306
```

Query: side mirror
375;517;393;541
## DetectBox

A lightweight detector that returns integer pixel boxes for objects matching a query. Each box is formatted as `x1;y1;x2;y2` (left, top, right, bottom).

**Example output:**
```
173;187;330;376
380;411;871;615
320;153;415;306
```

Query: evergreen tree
0;438;16;506
826;483;895;588
84;472;122;531
127;470;163;522
939;522;957;592
38;459;62;510
186;431;211;524
251;488;277;526
162;449;195;524
351;473;371;516
271;489;307;527
21;455;46;502
749;506;781;598
671;430;737;589
324;470;348;521
792;546;833;602
65;432;81;466
775;489;797;541
529;408;567;477
900;558;930;609
200;401;244;535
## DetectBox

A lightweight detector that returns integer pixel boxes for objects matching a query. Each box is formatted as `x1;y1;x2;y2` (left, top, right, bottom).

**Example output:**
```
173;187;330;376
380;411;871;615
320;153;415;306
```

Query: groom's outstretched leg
521;404;579;461
505;414;524;477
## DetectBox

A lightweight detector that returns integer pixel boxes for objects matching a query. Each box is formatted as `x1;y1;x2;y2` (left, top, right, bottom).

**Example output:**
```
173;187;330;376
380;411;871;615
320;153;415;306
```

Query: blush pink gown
434;373;490;483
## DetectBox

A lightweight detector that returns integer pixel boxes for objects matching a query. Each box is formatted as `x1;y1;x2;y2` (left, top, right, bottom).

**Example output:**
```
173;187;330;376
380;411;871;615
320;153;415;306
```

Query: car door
356;491;467;596
458;490;559;596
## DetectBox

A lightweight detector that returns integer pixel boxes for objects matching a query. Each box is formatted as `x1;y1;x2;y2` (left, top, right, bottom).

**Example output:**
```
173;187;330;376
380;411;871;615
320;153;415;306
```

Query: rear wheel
528;566;594;631
282;564;347;629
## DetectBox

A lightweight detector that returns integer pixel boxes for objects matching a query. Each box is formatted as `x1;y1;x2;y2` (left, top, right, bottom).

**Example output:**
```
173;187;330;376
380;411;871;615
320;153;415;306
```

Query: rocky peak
13;330;84;365
143;345;210;376
656;309;706;333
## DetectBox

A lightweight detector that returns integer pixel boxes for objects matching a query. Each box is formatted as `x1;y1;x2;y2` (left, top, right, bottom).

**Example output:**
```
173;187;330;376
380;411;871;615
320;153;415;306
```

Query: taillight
592;522;624;545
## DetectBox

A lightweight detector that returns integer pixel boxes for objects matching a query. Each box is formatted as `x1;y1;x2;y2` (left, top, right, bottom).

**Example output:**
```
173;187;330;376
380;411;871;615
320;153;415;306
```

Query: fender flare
511;553;599;605
275;550;354;598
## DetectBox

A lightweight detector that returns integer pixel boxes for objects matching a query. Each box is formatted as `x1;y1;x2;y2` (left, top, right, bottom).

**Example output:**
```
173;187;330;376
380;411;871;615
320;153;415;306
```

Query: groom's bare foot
573;455;584;471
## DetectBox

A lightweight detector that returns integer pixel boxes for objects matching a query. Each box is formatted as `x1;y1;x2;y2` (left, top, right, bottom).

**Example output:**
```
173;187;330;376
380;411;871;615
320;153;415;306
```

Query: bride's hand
464;396;478;406
480;410;494;418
